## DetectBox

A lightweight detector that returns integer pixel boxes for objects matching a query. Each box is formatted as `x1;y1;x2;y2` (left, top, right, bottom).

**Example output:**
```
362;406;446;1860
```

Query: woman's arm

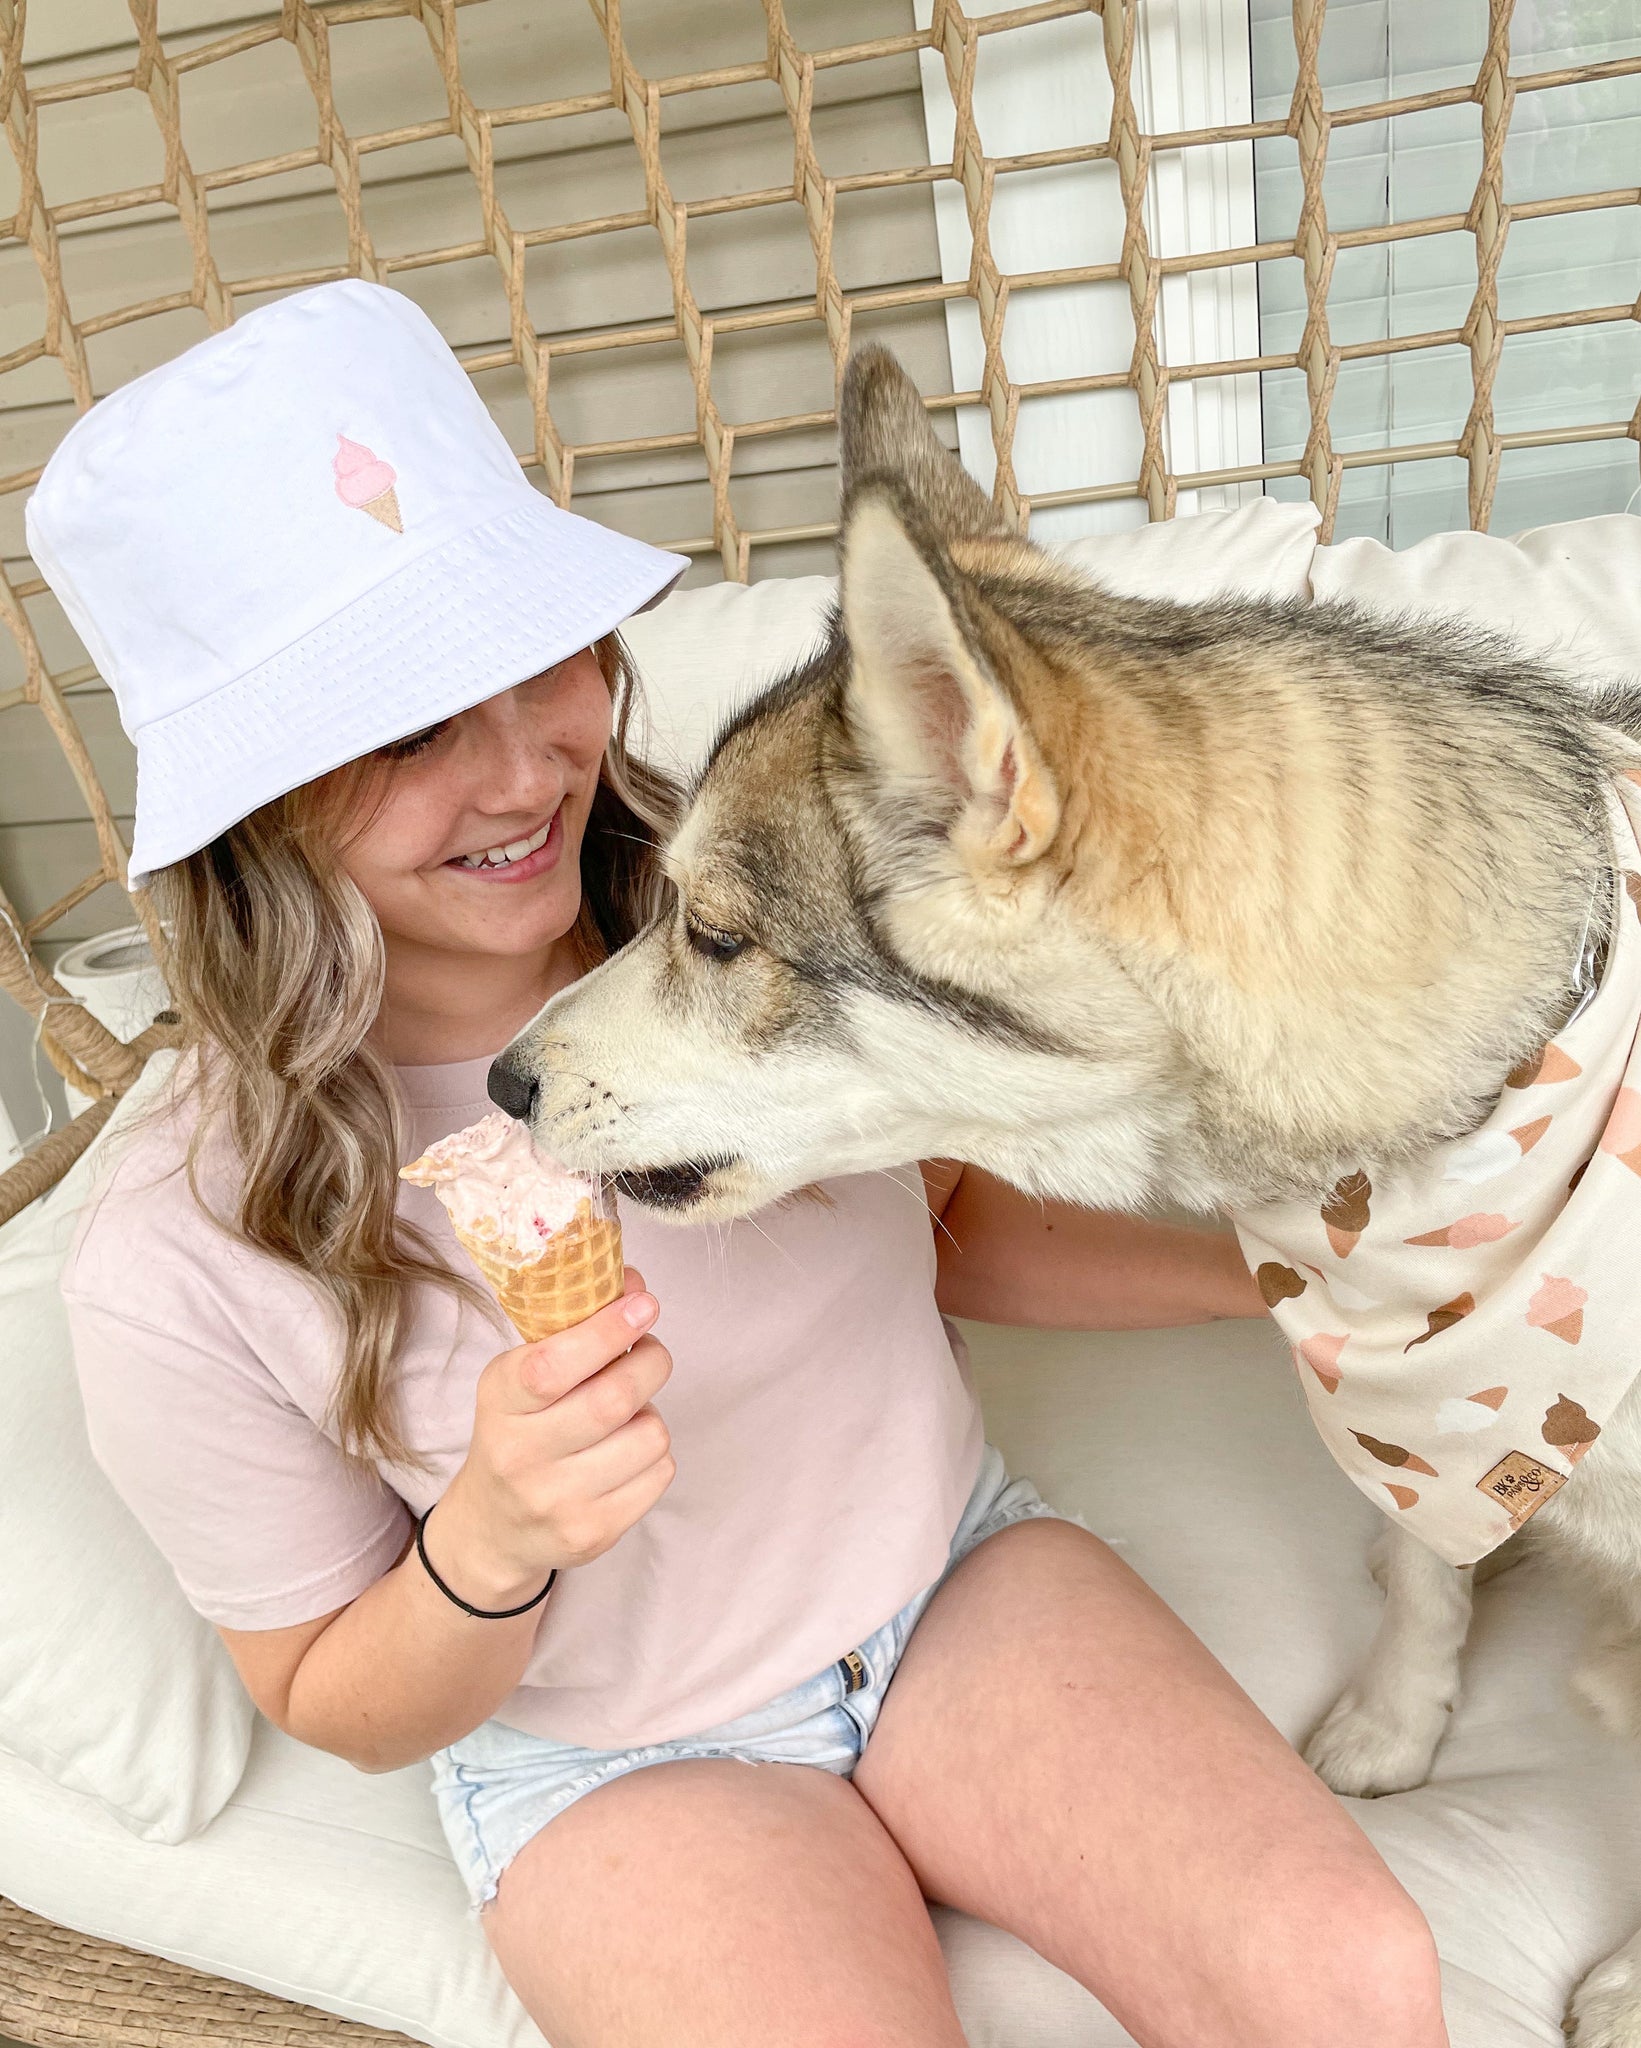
220;1284;674;1774
221;1495;550;1774
921;1161;1266;1330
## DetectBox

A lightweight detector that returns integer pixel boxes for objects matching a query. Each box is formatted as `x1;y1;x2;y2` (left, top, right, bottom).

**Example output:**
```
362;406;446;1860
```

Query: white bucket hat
25;279;688;889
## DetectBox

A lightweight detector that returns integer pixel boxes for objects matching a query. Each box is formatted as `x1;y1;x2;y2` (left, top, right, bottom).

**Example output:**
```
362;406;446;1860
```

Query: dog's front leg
1303;1523;1474;1796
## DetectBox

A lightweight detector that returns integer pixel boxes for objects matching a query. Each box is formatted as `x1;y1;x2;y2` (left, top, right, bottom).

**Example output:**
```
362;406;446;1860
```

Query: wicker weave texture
0;1;1637;1159
0;1894;416;2048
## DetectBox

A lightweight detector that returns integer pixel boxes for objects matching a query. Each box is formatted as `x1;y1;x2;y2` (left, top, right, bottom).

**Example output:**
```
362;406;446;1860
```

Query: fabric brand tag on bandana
1234;774;1641;1567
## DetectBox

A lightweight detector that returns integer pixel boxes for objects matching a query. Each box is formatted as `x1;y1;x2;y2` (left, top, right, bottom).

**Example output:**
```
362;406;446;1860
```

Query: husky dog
493;347;1641;2041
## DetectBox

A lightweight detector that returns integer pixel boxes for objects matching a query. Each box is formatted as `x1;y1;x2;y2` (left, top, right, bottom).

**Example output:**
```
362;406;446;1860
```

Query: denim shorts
428;1442;1067;1914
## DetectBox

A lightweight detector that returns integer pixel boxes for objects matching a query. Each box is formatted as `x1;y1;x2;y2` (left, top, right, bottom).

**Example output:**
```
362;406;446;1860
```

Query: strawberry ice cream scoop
401;1111;602;1259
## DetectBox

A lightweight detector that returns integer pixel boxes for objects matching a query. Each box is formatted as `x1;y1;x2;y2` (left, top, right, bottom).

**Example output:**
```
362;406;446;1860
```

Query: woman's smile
442;804;565;884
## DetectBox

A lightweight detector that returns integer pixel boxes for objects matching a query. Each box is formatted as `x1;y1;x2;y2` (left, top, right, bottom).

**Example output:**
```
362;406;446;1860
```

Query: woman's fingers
539;1339;673;1459
487;1289;660;1416
519;1409;676;1568
556;1402;674;1500
583;1441;678;1529
459;1268;674;1578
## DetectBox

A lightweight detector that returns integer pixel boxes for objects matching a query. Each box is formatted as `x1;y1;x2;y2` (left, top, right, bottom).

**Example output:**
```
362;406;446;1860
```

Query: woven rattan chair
0;1894;414;2046
3;0;1637;2039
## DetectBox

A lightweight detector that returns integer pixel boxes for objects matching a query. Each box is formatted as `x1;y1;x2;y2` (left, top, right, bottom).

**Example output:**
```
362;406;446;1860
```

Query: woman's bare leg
480;1757;969;2048
854;1519;1449;2048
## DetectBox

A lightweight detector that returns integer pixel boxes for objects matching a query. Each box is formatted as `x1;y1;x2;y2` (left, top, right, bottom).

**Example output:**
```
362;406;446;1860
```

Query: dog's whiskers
732;1207;805;1276
872;1163;961;1253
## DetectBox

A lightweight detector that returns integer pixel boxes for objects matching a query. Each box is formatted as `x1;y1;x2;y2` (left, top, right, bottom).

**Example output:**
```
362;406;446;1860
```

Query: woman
38;282;1447;2047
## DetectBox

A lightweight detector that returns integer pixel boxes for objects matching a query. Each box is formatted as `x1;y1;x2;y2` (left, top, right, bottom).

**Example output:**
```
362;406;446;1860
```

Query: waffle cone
456;1196;623;1341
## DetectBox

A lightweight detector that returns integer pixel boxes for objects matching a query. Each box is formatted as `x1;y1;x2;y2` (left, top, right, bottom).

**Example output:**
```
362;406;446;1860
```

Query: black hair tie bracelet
414;1502;556;1619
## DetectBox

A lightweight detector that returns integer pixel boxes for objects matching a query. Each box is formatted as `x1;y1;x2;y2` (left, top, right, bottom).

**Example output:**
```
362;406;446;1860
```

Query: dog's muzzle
616;1160;733;1211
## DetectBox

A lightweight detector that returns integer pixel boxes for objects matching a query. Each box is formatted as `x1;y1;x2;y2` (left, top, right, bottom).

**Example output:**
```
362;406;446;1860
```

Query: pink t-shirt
60;1053;983;1749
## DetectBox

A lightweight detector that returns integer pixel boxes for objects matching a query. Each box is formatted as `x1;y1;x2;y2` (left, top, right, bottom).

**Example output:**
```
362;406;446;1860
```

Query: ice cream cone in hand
401;1111;623;1341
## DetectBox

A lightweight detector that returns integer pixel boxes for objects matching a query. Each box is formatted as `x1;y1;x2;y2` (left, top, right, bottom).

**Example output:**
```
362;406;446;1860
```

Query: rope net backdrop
1;0;1639;1225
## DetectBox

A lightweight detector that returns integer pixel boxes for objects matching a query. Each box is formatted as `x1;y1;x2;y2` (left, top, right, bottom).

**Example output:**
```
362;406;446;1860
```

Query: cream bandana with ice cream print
1234;774;1641;1568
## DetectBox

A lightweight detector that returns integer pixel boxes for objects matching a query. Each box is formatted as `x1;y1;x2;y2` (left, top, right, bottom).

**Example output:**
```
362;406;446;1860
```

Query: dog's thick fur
500;347;1641;2040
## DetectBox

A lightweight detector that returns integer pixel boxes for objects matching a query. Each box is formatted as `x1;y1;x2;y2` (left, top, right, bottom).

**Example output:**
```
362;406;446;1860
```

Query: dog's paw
1567;1938;1641;2046
1302;1686;1449;1797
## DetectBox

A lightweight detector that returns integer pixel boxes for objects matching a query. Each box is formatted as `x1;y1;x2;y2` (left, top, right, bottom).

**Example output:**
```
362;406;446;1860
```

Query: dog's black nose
487;1054;539;1124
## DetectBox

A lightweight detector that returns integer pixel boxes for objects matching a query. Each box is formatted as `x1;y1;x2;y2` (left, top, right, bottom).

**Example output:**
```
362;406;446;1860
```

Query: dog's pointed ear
839;487;1059;867
838;345;1005;541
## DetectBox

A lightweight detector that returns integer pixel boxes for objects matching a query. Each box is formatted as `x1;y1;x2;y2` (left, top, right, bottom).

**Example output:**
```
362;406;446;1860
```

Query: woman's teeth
455;818;553;869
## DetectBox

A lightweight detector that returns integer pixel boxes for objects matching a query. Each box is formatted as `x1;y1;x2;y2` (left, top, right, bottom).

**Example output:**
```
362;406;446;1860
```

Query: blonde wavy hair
146;634;677;1476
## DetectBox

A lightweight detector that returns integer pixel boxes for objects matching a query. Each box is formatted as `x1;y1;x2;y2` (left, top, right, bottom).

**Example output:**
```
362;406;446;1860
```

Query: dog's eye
685;917;748;962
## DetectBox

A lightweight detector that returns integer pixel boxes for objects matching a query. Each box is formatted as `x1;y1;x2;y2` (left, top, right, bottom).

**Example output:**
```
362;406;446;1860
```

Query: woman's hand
425;1269;675;1609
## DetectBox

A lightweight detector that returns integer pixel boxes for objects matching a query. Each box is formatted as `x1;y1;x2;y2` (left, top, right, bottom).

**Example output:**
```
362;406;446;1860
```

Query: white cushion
621;570;836;780
1309;512;1641;685
6;502;1641;2038
1057;491;1322;606
0;1054;255;1844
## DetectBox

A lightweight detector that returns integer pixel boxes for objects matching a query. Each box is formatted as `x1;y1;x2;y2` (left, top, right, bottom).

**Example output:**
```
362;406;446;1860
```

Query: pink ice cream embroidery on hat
333;434;402;532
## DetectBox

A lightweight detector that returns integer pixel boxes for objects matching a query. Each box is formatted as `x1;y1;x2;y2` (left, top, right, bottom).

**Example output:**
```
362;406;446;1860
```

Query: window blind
1252;0;1641;544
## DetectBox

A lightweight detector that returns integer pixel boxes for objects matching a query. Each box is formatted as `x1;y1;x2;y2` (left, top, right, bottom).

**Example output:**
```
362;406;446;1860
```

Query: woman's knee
1289;1871;1447;2046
